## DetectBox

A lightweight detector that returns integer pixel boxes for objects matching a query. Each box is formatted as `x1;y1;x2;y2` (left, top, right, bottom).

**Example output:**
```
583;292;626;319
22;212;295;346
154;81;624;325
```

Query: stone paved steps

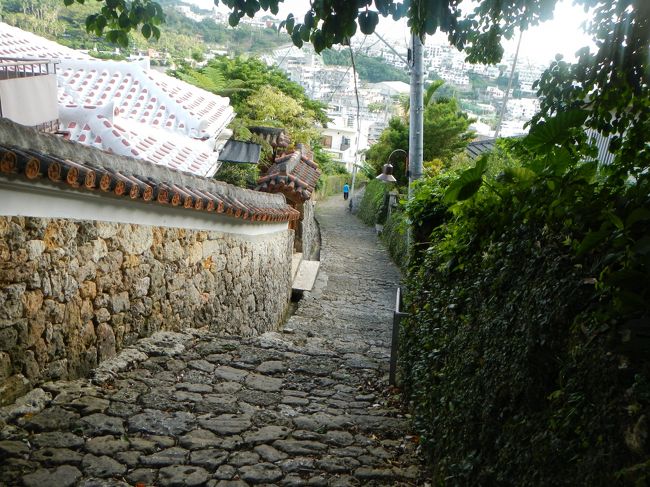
0;196;422;486
291;260;320;292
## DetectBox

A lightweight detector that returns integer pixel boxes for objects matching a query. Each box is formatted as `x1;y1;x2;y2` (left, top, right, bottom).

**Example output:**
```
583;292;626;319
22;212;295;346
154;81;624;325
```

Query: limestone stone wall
300;200;320;261
0;216;293;405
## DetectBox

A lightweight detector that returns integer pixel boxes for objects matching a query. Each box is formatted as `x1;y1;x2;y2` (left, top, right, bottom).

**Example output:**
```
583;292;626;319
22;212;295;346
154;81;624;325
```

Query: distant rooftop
0;23;235;177
374;81;411;94
0;118;299;223
257;144;321;202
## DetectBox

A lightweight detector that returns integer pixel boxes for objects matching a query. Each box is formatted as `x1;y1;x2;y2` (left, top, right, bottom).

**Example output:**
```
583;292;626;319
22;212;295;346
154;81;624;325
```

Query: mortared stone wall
0;216;293;405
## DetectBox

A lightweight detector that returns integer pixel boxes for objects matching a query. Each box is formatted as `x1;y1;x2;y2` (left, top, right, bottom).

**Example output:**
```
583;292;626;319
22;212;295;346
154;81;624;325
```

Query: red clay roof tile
0;143;300;224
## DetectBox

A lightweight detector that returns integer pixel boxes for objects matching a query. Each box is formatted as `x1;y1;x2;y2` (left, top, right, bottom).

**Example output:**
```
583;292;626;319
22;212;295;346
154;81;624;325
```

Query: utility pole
408;32;424;197
388;33;424;386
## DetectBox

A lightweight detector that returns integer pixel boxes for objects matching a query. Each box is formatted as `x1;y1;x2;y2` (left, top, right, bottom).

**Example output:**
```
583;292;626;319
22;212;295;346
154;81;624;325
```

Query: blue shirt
343;184;349;193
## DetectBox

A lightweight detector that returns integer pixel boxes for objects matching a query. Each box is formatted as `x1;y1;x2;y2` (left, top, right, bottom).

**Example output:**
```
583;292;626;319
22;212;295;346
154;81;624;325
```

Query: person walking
343;183;349;201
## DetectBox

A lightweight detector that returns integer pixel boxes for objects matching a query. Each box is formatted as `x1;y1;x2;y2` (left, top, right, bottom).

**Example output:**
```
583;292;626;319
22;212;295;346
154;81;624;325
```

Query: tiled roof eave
0;144;299;223
257;176;313;202
256;144;321;199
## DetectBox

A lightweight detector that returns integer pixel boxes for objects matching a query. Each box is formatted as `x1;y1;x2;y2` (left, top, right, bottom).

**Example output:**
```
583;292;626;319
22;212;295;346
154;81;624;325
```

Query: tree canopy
172;56;328;128
71;0;559;60
533;0;649;177
65;0;164;47
365;82;474;185
69;0;648;171
172;56;331;187
219;0;558;62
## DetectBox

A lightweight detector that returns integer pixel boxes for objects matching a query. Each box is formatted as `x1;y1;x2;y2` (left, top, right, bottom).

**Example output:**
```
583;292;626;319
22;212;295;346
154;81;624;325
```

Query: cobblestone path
0;196;421;486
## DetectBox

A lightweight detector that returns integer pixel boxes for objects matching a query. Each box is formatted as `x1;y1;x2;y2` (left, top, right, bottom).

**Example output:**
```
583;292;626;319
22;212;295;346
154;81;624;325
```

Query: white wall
0;178;288;237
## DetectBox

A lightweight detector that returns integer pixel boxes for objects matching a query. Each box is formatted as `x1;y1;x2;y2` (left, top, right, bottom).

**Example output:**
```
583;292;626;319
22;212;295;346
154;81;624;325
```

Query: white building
470;120;495;138
175;5;206;22
506;98;540;121
486;86;505;99
320;106;372;172
372;81;410;98
0;23;235;177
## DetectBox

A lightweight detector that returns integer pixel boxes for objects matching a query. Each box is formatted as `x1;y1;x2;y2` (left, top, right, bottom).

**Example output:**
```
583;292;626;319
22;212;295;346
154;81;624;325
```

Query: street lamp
375;147;409;389
376;163;397;183
376;149;408;184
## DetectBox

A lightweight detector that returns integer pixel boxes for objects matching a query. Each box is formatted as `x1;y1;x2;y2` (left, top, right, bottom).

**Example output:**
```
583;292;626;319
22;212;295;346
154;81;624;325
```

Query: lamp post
376;148;410;248
376;148;408;184
376;149;410;388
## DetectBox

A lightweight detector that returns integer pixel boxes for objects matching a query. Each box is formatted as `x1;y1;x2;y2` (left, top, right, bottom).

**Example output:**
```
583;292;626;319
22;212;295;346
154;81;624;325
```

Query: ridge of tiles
0;143;300;223
256;145;322;201
0;23;88;60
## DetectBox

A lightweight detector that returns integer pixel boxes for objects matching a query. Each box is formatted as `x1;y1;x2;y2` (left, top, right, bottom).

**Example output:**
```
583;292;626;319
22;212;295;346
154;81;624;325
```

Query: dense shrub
400;125;650;485
214;162;259;188
381;208;409;270
357;179;391;226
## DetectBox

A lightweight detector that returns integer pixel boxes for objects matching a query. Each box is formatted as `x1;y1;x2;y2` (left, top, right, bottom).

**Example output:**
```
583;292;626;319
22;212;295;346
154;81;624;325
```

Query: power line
275;44;293;70
322;36;369;103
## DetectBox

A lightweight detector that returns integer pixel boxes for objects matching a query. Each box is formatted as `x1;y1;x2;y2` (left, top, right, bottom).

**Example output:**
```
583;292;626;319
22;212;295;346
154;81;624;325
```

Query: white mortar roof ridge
58;58;234;139
0;22;90;60
0;22;236;178
59;108;221;177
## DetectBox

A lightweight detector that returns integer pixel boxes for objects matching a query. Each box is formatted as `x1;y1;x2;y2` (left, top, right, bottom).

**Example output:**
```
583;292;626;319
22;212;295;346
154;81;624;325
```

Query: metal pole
348;44;362;212
348;163;357;212
389;32;424;386
408;32;424;198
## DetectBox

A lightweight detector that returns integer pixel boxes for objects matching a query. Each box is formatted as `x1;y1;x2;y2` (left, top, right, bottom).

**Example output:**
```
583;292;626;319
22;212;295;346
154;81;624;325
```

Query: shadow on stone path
0;196;422;486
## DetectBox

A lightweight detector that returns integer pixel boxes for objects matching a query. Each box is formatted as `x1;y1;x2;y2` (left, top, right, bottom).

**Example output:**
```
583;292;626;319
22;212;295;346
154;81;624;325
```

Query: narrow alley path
0;196;422;487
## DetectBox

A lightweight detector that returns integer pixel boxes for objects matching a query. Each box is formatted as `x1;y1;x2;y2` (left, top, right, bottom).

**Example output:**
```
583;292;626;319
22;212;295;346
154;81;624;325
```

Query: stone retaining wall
0;216;293;405
300;200;320;261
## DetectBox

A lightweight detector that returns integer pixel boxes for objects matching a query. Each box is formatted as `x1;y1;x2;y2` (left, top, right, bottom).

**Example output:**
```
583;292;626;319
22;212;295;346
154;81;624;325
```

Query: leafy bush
316;174;348;198
314;147;348;176
365;82;474;186
357;179;391;226
399;112;650;485
381;208;409;270
214;163;259;189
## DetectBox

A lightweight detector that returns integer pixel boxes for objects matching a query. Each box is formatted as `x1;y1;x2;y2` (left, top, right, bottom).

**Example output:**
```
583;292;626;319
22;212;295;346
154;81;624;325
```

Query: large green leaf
576;227;610;256
498;166;537;184
424;80;445;107
524;109;589;151
567;160;598;184
443;157;488;204
626;208;650;228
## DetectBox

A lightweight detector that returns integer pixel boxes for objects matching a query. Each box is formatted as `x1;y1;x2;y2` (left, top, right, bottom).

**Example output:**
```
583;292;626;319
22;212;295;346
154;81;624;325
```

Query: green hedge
316;174;348;199
381;209;409;271
214;162;259;188
400;159;650;485
357;179;390;225
356;180;408;269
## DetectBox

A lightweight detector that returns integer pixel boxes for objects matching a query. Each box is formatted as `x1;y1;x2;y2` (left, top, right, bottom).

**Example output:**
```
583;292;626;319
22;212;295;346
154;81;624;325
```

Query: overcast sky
197;0;593;64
